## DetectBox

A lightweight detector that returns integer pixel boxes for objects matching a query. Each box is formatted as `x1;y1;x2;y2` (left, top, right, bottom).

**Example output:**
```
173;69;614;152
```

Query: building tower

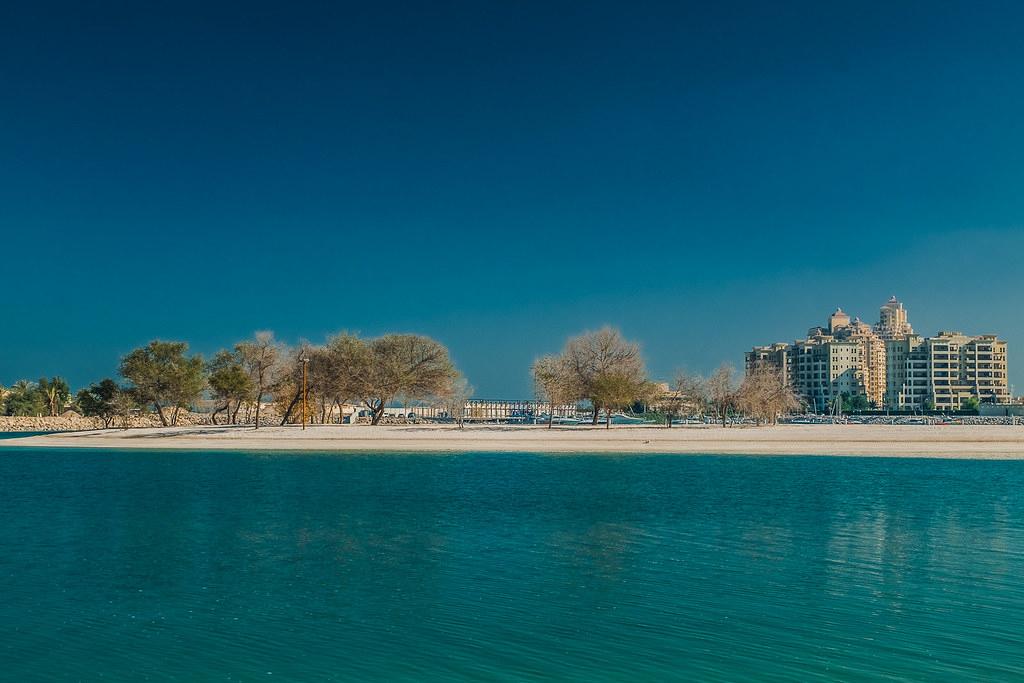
828;308;851;335
835;317;887;408
876;296;913;340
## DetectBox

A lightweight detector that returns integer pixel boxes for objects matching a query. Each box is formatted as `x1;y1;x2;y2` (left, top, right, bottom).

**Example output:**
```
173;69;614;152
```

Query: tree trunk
591;403;600;426
231;401;242;424
280;389;303;425
254;386;262;430
171;405;181;426
666;413;672;428
211;403;229;425
605;409;611;429
370;404;384;425
548;407;553;429
154;401;168;427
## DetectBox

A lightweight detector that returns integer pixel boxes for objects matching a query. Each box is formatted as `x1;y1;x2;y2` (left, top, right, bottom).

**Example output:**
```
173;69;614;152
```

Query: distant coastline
3;423;1024;458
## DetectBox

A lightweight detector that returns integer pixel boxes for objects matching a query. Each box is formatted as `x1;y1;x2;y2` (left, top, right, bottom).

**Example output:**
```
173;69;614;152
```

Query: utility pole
300;357;309;430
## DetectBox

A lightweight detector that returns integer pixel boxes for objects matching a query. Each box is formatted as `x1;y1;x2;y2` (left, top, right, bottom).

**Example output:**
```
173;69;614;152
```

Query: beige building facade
875;296;914;340
748;297;1010;411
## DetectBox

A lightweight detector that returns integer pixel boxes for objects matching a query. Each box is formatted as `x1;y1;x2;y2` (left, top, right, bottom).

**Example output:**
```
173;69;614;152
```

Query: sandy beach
1;423;1024;457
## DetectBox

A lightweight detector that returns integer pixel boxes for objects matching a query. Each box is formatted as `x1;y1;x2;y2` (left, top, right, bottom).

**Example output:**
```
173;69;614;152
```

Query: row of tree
532;327;799;428
4;326;801;429
69;331;465;428
0;378;72;417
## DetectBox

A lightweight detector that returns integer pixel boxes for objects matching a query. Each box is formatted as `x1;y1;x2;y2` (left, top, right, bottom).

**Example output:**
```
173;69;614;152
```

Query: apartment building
790;333;863;412
744;343;791;382
885;335;929;409
875;296;914;340
925;332;1009;409
748;298;1010;411
833;317;887;407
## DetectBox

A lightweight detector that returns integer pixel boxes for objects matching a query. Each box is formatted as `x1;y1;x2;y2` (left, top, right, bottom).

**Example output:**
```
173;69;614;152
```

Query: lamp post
300;357;309;430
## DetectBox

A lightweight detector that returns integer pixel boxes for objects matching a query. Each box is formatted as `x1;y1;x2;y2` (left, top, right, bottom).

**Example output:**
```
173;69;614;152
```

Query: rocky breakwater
0;411;214;432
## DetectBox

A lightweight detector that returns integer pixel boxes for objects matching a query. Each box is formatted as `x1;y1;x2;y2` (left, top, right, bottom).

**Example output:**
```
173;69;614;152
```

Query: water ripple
1;451;1023;680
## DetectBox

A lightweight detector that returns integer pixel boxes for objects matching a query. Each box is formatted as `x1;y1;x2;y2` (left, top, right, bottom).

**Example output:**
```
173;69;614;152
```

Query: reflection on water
1;450;1023;680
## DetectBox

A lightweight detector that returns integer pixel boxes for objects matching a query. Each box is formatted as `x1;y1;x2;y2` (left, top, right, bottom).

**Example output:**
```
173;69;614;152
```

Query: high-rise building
834;317;887;407
747;298;1010;411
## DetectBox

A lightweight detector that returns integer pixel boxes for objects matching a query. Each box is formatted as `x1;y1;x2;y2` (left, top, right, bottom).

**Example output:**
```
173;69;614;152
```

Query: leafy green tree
307;333;366;424
76;379;125;427
354;334;457;425
961;395;980;412
38;376;71;416
840;392;870;413
208;350;253;425
3;380;47;416
119;341;206;426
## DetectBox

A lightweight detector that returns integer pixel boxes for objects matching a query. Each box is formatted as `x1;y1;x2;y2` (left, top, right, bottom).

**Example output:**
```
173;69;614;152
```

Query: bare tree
559;327;647;425
737;366;799;425
706;363;738;427
649;381;685;428
675;371;709;426
440;374;473;428
236;331;281;429
531;354;579;428
111;389;138;430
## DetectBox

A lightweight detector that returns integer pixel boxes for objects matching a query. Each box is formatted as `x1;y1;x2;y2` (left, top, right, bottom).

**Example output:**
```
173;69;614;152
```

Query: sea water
1;449;1022;680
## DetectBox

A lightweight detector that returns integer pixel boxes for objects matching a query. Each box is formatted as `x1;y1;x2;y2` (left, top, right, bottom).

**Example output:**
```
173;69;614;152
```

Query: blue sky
2;1;1023;395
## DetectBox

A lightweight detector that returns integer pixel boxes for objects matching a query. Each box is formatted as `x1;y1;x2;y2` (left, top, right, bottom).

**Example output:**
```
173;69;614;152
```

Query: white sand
2;423;1024;457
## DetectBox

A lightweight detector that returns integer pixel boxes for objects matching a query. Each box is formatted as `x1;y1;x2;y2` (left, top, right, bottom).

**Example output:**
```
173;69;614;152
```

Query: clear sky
3;1;1023;396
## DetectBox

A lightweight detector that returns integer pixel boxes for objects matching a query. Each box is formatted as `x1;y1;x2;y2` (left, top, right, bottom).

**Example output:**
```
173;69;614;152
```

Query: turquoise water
1;450;1023;681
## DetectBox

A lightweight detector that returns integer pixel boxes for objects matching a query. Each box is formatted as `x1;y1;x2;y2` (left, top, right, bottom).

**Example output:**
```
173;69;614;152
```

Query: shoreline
2;423;1024;458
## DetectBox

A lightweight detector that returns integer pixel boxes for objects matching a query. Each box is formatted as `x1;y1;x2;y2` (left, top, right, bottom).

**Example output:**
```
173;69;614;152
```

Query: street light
300;357;310;430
